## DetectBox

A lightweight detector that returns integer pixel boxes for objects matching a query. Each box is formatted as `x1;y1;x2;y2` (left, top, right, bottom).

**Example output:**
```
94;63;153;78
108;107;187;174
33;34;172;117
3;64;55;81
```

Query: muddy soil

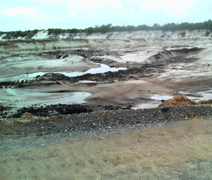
1;47;208;119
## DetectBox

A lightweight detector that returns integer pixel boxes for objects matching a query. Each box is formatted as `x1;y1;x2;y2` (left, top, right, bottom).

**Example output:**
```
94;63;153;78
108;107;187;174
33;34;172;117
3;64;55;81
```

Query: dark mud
0;63;164;88
0;102;132;120
0;62;165;120
14;104;127;118
0;47;204;123
0;47;201;88
0;47;205;121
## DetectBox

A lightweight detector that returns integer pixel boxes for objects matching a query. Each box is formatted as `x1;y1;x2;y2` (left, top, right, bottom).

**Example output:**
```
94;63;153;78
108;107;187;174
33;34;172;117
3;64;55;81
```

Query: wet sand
1;117;212;180
1;47;212;117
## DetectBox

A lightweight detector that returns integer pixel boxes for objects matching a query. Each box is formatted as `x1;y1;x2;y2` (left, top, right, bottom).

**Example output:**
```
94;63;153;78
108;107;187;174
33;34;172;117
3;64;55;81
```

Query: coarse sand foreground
1;117;212;180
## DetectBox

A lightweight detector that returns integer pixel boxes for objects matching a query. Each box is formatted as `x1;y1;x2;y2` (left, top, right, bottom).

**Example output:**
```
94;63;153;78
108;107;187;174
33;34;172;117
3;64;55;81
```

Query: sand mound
159;94;196;107
20;112;36;120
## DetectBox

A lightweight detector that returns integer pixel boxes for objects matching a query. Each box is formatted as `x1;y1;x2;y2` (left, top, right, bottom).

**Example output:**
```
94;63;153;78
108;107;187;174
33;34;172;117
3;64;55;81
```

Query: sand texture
1;117;212;180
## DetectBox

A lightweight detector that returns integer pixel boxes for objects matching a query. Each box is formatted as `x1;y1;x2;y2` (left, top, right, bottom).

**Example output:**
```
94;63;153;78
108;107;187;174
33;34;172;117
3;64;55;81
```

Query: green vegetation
0;29;39;39
82;20;212;33
0;20;212;38
47;28;81;35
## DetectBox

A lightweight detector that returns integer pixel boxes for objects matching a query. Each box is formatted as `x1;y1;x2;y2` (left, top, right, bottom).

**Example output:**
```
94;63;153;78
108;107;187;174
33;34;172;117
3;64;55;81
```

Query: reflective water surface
0;64;127;82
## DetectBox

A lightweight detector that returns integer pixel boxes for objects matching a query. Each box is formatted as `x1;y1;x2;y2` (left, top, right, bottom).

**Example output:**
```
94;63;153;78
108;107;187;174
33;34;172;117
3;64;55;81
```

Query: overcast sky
1;0;212;31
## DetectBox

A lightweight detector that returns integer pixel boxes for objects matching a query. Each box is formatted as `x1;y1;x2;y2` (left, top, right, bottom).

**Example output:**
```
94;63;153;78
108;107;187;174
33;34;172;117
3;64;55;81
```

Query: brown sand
20;112;37;120
1;117;212;180
159;93;196;107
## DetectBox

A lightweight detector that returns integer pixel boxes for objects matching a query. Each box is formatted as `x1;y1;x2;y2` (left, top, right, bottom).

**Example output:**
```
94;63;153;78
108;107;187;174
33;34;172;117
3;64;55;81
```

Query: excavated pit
1;29;212;123
2;30;212;179
0;46;211;120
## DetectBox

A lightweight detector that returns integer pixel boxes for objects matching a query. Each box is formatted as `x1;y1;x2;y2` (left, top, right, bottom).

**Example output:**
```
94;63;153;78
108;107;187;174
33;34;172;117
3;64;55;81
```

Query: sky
0;0;212;31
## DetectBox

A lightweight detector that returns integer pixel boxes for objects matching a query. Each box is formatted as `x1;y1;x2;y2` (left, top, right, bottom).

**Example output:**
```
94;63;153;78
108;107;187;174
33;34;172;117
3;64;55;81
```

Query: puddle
132;92;212;110
132;101;161;109
1;87;91;107
0;64;126;107
179;90;212;100
194;91;212;100
151;93;202;101
0;64;127;82
151;94;173;101
57;64;126;77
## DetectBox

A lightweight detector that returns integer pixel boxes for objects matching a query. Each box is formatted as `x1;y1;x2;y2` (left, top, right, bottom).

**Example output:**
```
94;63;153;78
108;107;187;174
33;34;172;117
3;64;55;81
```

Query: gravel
1;105;212;141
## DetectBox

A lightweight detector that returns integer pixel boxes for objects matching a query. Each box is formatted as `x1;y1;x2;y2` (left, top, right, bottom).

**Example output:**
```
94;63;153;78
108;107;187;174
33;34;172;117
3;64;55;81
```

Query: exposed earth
1;29;212;179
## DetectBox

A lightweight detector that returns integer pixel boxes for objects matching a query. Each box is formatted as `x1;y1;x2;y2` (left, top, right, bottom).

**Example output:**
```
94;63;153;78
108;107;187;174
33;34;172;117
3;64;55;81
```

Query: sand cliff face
31;29;212;42
0;29;212;52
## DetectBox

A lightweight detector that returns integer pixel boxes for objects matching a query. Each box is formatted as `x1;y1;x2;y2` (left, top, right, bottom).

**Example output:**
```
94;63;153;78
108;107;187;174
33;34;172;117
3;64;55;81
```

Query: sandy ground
7;77;212;108
1;44;212;109
1;72;212;111
1;117;212;180
0;78;174;109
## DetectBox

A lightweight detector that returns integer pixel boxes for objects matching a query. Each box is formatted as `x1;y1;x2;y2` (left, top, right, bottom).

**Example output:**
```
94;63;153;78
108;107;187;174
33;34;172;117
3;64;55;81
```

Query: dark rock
36;73;70;81
161;107;169;112
56;54;63;59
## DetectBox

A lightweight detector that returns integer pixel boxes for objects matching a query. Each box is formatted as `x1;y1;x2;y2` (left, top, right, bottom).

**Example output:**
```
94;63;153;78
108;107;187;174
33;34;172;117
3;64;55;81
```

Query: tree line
1;20;212;39
83;20;212;34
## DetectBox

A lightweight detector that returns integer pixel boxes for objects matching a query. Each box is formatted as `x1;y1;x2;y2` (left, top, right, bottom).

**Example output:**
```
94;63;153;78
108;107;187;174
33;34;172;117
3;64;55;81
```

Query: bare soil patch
1;117;212;180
